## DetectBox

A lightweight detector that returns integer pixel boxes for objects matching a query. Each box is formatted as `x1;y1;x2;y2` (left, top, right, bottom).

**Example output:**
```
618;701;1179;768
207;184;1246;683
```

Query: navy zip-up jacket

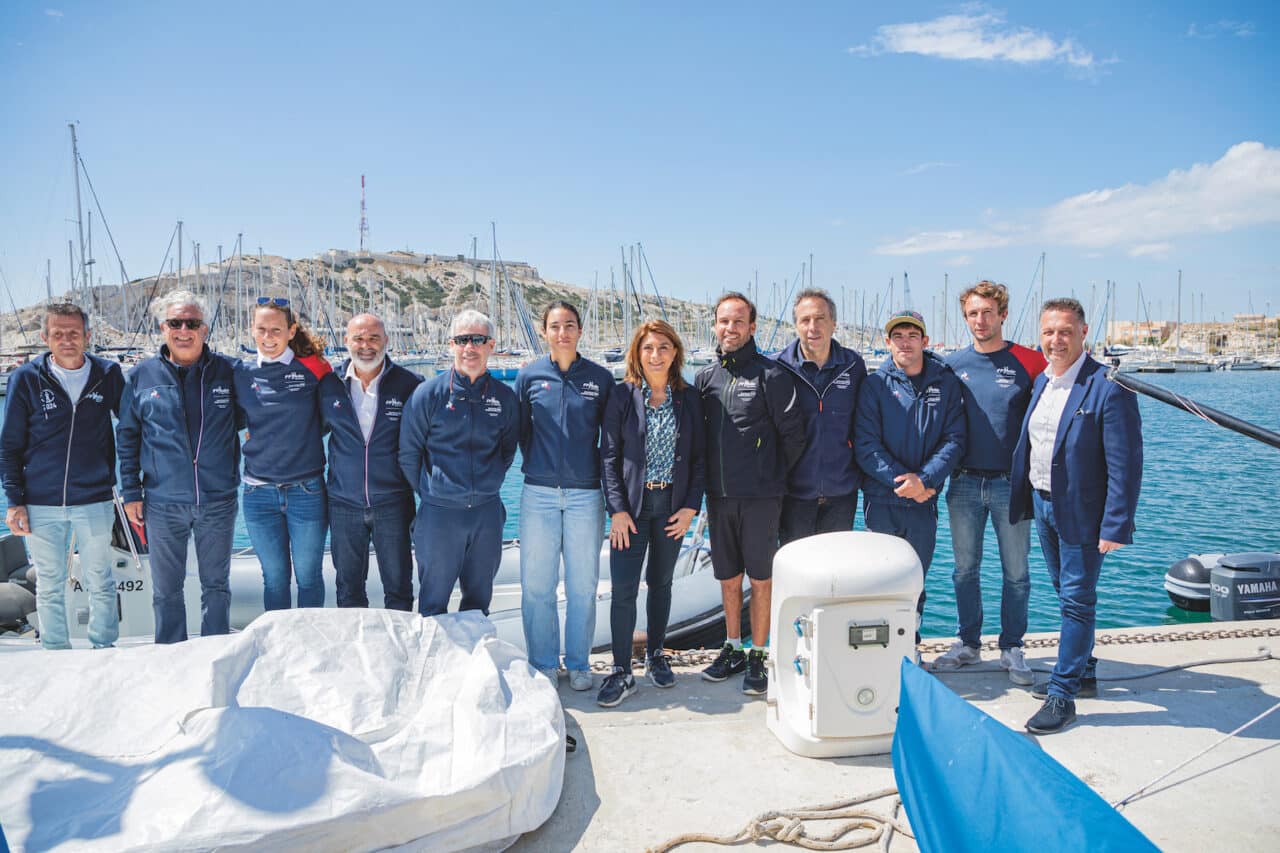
116;346;241;505
695;337;807;499
319;356;423;507
601;381;706;517
772;338;867;500
233;353;333;484
515;353;613;490
0;352;124;507
854;351;966;507
398;369;519;509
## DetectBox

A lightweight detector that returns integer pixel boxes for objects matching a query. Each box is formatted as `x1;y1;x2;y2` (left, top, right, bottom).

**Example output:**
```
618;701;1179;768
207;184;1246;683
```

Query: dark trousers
414;497;506;617
865;498;939;638
1033;492;1103;699
779;494;858;545
145;496;238;644
608;487;683;669
329;494;416;611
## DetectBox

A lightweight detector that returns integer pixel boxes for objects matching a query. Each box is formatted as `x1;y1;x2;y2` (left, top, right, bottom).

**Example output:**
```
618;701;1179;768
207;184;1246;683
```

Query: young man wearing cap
854;309;965;640
932;281;1046;684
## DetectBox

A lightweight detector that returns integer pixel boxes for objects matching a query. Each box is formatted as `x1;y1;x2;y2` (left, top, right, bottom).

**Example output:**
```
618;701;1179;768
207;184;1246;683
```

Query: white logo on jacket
40;389;58;411
484;396;503;417
580;380;600;400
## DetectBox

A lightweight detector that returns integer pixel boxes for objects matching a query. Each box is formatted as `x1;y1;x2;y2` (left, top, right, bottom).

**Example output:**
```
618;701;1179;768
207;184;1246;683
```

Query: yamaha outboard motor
1210;553;1280;621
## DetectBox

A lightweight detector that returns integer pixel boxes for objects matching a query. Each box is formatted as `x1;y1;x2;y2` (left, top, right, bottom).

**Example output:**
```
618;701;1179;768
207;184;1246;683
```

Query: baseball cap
885;309;927;336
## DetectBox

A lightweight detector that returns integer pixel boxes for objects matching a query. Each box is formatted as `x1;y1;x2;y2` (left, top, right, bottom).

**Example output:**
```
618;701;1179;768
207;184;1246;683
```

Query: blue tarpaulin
891;658;1160;853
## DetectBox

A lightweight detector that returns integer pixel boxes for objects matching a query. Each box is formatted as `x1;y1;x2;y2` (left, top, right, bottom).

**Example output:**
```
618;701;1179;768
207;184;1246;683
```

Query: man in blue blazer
1010;297;1142;734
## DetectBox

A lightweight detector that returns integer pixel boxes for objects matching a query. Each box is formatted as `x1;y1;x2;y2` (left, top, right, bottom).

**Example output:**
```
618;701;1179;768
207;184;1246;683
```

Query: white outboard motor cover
0;609;565;852
767;531;923;758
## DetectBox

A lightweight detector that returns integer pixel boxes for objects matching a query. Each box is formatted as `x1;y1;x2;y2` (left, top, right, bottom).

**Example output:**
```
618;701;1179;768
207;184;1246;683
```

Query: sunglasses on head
452;334;492;347
164;318;203;330
256;297;290;307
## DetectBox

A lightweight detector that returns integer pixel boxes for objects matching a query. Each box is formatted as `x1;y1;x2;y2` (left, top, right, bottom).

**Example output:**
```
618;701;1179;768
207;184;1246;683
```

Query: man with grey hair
771;288;867;543
1;302;125;649
320;313;422;610
116;290;241;643
399;308;518;616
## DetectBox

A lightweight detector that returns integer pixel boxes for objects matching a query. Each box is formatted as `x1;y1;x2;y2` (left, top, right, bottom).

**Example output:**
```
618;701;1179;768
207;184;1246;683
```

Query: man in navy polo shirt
932;281;1045;684
1;302;124;650
772;288;866;543
117;291;241;643
320;313;422;611
398;309;519;617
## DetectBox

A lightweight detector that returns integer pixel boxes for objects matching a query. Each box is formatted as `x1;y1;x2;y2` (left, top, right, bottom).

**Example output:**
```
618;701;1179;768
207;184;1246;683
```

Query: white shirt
1027;349;1089;492
345;359;385;443
256;347;295;368
49;357;92;403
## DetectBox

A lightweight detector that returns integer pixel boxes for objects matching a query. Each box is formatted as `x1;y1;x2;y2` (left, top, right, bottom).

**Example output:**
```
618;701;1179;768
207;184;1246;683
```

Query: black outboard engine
1210;553;1280;621
1165;555;1214;611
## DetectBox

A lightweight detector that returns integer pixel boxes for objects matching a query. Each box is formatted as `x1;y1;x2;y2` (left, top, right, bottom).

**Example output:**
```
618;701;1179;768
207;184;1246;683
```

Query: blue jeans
520;484;605;673
415;497;506;616
329;495;416;611
242;478;328;610
608;487;682;670
945;472;1031;650
26;501;118;649
1033;492;1103;700
145;496;238;643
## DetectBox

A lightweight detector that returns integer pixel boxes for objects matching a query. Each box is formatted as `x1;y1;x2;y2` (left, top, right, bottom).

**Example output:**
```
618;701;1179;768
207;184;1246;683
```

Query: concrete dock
513;620;1280;852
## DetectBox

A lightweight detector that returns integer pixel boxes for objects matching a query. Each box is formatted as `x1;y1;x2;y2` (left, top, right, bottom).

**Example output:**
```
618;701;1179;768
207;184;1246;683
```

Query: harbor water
1;368;1276;638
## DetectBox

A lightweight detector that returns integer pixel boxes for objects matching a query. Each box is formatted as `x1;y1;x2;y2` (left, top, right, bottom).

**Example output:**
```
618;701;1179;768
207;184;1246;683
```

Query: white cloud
1128;243;1172;259
947;255;974;266
874;142;1280;256
851;8;1095;68
44;8;63;16
903;161;953;176
1187;20;1255;39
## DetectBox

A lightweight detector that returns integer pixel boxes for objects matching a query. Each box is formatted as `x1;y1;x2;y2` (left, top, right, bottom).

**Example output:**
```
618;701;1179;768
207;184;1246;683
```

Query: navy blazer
601;381;706;518
1010;356;1143;545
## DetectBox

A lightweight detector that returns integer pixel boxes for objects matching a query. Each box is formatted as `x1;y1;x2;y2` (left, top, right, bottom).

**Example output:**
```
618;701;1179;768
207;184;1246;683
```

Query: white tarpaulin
0;609;565;852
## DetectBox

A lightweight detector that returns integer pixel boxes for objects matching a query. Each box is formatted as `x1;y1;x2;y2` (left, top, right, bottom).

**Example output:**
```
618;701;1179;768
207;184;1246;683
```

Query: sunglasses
256;297;290;307
451;334;492;347
164;318;203;330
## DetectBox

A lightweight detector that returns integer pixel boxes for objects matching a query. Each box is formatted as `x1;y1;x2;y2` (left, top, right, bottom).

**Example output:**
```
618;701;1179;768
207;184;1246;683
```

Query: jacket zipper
787;359;859;498
193;362;207;506
58;372;105;508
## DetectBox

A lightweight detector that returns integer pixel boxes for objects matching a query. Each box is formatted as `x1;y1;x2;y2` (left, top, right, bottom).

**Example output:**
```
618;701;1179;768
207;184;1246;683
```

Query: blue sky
1;2;1277;342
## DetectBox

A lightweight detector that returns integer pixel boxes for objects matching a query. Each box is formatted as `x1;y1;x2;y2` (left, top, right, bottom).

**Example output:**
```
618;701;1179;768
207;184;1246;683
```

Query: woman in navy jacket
233;298;333;611
596;320;705;707
514;302;614;692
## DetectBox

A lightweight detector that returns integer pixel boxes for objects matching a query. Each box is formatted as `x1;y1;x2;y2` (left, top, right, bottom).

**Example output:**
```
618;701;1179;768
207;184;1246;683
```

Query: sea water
1;369;1276;635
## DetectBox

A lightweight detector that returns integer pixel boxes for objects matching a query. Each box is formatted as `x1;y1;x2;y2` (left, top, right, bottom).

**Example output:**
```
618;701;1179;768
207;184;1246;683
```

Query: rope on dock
645;787;911;852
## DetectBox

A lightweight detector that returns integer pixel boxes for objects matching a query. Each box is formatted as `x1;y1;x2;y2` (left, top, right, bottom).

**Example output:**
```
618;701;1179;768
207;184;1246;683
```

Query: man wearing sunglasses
116;291;241;643
399;310;519;617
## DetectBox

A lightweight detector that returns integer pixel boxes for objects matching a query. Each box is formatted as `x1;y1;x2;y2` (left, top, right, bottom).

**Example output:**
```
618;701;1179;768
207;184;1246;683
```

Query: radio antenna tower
359;175;370;253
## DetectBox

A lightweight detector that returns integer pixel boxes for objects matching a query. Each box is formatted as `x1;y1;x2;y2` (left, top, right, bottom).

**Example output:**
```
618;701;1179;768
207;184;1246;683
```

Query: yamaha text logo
581;380;600;399
85;391;104;404
284;371;305;382
386;397;403;408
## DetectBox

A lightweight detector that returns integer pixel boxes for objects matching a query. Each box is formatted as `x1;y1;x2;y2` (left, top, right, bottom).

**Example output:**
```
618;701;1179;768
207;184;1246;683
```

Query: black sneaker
1025;696;1077;734
647;653;675;688
596;667;637;708
742;649;768;695
1032;676;1097;700
701;643;747;682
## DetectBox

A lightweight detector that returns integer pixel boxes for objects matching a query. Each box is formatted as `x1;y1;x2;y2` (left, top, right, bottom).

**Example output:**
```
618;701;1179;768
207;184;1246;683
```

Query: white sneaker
1000;647;1034;686
929;640;981;671
569;670;593;691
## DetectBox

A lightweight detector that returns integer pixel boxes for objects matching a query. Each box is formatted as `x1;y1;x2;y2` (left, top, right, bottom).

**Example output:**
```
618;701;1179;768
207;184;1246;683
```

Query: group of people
0;278;1141;735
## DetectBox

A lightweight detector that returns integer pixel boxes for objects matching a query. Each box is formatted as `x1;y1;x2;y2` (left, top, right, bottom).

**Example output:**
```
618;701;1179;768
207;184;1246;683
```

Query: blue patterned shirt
642;382;676;483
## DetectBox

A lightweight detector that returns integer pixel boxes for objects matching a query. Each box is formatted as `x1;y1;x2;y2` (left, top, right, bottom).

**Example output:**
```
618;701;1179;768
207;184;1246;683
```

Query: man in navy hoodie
772;288;866;543
117;291;241;644
854;309;965;638
1;303;124;649
398;309;519;617
320;313;422;611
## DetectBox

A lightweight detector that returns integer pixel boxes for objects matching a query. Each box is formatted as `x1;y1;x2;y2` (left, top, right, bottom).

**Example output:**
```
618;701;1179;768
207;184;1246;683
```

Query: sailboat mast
69;124;89;299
